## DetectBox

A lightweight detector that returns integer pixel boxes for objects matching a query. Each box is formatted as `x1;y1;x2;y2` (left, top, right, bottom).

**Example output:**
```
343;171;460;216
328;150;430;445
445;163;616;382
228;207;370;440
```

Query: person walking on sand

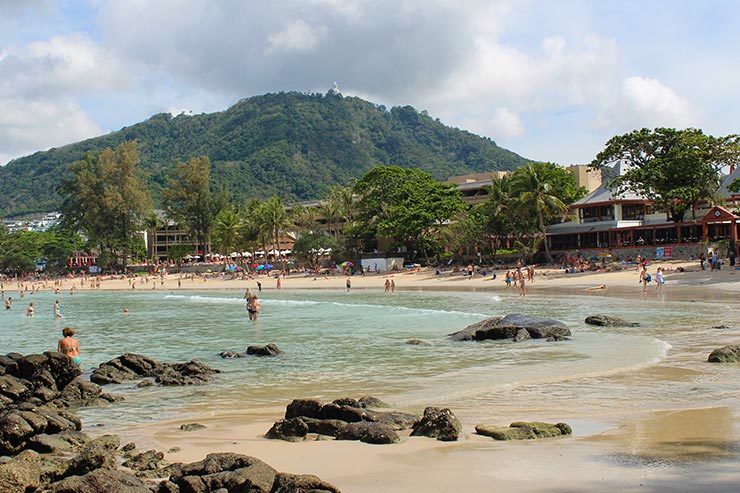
276;275;282;290
57;327;81;366
346;278;351;291
54;300;63;318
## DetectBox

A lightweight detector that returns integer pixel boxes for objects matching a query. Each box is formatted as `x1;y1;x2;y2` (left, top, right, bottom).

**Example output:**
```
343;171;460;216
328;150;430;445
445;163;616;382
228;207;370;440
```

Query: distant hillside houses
546;164;740;258
3;212;61;233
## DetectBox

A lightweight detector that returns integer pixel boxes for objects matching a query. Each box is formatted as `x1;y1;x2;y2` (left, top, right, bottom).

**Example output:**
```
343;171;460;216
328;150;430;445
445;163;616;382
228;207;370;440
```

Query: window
622;204;646;220
579;205;614;223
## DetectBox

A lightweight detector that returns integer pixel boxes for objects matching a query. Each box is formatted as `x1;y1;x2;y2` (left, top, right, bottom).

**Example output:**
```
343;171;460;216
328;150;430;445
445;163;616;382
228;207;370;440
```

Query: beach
1;263;738;492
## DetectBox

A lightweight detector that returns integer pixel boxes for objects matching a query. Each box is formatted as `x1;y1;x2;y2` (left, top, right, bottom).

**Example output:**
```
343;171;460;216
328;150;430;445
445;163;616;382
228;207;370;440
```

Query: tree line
1;126;737;275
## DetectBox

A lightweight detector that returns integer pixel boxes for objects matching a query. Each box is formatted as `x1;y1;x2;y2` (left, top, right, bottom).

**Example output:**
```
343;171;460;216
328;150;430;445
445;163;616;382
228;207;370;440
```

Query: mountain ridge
0;91;530;216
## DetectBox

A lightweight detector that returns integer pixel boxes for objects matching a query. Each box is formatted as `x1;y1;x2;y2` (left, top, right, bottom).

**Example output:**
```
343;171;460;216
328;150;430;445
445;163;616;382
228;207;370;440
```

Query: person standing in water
248;295;261;321
54;300;63;318
57;327;81;366
244;288;255;320
346;278;351;291
26;302;35;317
655;267;665;293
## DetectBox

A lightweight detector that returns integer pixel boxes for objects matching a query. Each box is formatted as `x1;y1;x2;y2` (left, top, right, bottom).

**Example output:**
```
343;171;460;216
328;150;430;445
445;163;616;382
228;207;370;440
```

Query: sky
1;0;738;167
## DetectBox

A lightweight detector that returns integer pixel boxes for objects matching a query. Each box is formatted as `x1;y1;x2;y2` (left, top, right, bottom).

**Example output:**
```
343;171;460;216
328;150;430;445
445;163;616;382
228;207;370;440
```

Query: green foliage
59;142;152;267
730;177;740;193
163;156;226;254
292;231;339;267
590;128;740;222
0;92;530;216
212;207;242;254
0;229;83;274
351;165;465;258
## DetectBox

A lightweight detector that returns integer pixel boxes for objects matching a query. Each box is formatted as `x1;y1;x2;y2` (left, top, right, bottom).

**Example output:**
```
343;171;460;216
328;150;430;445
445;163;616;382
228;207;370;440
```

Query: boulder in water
707;345;740;363
405;338;431;346
246;344;283;357
91;353;220;386
449;314;570;342
475;421;572;440
585;315;639;327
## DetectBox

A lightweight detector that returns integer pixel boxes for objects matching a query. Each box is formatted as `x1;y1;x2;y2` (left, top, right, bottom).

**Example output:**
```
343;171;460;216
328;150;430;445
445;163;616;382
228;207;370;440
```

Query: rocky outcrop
405;338;431;346
247;344;283;357
707;345;740;363
265;418;309;442
271;472;341;493
166;452;277;492
475;421;572;440
90;353;220;386
410;407;461;442
0;449;42;493
180;423;207;432
585;315;639;327
449;314;571;342
50;468;151;493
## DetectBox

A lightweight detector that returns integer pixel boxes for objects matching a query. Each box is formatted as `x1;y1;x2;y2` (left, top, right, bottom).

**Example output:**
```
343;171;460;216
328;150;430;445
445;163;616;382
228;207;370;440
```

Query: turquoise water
1;288;738;430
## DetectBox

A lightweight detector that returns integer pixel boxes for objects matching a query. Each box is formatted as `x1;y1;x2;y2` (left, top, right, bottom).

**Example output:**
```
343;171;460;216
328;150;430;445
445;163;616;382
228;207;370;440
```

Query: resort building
566;165;602;193
546;165;740;258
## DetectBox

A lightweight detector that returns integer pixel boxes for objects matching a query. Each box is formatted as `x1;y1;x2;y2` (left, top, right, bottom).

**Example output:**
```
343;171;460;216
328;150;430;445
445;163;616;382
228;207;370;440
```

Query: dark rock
301;418;347;437
265;418;308;442
167;447;181;454
405;338;431;346
707;345;740;363
246;344;282;357
0;412;35;454
50;468;150;493
66;434;120;476
585;315;640;327
318;403;368;423
157;480;180;493
449;314;570;342
357;396;388;409
272;472;341;493
475;421;572;440
331;397;361;407
285;399;323;419
0;449;41;493
219;351;245;359
336;421;400;444
100;392;123;402
27;434;74;453
0;375;30;401
58;379;102;404
367;410;419;430
123;450;166;471
410;407;461;441
136;379;154;388
92;353;219;386
180;423;206;432
122;442;137;452
712;325;730;330
170;453;277;493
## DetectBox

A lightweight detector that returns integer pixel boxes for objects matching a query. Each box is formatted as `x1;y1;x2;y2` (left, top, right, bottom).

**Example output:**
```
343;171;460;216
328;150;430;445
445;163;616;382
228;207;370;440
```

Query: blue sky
0;0;738;166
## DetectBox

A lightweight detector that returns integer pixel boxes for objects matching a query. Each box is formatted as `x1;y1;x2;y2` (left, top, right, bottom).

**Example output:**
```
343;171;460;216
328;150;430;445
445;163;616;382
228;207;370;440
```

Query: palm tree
291;204;319;234
511;164;567;263
260;196;292;266
212;207;242;255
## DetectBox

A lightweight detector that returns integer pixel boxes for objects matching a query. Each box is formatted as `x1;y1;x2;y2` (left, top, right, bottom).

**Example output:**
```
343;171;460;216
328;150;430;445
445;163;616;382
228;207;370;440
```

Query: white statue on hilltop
329;81;341;95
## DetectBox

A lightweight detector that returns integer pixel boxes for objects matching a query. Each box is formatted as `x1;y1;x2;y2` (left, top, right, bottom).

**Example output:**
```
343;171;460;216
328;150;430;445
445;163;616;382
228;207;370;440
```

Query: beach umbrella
183;255;193;260
230;252;238;257
340;261;353;268
280;249;291;255
242;252;253;257
323;247;333;254
317;248;325;254
255;250;265;256
268;249;280;255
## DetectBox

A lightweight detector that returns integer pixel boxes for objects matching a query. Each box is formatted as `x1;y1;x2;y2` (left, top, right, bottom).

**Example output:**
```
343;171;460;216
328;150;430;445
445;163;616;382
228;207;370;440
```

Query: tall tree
59;141;152;269
351;165;464;259
511;163;567;263
590;128;740;222
163;156;225;254
260;196;292;262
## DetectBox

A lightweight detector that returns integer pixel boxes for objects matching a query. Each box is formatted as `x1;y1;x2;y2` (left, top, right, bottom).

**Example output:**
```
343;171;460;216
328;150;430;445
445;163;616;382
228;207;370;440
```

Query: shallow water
1;288;738;433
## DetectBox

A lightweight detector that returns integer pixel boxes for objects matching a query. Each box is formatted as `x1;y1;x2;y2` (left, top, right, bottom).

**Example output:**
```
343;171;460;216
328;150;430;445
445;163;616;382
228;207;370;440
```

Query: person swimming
57;327;81;366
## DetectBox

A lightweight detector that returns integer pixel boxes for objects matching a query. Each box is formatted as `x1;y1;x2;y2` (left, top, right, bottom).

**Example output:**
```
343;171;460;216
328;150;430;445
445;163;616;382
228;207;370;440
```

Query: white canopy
268;249;280;255
280;249;291;255
242;252;253;257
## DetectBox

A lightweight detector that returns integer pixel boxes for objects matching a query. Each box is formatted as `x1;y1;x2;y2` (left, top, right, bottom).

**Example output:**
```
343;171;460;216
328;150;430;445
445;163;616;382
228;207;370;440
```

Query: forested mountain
0;91;530;216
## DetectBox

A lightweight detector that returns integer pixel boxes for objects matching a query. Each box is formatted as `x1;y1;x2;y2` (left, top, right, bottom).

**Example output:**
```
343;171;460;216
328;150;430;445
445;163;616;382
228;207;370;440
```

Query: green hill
0;91;530;216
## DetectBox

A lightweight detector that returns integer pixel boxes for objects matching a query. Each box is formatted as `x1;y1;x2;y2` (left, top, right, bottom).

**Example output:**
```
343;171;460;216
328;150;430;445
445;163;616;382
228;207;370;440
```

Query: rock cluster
1;352;340;492
449;314;571;342
707;345;740;363
475;421;572;440
90;353;220;386
584;315;639;327
0;352;119;456
266;398;460;444
220;344;283;358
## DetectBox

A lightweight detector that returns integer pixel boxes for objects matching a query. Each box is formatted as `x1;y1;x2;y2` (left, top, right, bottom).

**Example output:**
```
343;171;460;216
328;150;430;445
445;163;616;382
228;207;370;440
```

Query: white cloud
266;20;328;53
490;107;525;138
621;76;694;127
0;98;102;165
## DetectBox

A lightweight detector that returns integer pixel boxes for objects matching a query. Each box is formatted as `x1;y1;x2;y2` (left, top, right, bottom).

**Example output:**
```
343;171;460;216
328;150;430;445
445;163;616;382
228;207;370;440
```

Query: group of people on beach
636;255;666;292
503;261;535;297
